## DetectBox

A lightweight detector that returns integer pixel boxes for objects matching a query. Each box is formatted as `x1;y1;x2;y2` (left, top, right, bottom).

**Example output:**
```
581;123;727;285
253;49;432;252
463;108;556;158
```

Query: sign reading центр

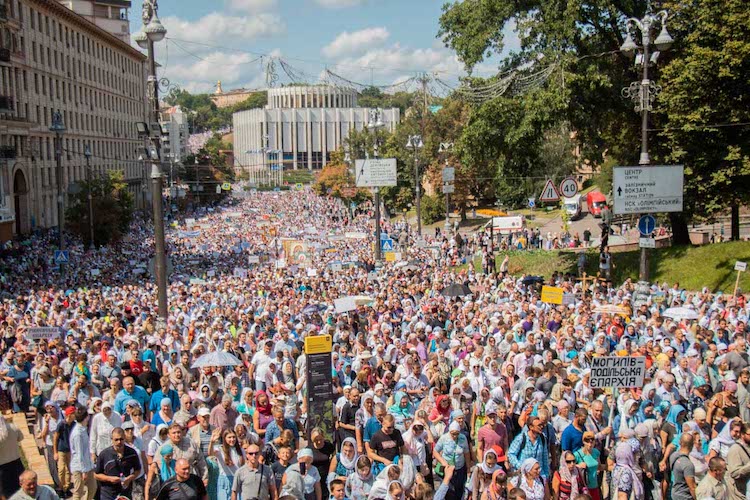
589;356;646;389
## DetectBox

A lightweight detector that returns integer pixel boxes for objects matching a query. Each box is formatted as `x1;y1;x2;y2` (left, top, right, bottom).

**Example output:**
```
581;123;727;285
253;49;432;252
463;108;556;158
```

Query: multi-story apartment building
233;85;399;186
57;0;131;44
0;0;147;241
160;104;188;163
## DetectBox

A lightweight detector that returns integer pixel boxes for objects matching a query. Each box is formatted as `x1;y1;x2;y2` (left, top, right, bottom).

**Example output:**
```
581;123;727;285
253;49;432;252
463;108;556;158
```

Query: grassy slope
466;241;750;293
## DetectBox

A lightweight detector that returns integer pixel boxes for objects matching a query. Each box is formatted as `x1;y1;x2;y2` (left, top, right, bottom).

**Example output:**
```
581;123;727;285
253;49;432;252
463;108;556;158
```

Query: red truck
586;191;607;217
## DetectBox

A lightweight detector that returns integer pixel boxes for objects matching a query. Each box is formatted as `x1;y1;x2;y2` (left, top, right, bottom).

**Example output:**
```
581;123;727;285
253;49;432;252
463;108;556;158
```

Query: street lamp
139;0;168;328
84;144;94;249
406;135;424;236
439;142;454;233
367;108;385;261
50;110;66;273
620;9;674;285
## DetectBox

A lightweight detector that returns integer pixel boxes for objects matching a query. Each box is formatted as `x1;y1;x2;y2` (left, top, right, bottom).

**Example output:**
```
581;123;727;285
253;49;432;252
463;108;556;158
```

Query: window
30;8;34;29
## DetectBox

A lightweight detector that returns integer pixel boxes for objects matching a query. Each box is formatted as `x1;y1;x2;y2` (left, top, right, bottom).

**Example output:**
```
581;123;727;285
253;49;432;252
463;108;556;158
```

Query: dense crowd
0;189;749;500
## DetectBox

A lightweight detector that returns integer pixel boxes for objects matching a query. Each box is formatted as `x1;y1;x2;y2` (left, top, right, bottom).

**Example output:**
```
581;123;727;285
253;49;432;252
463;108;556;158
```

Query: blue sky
131;0;520;94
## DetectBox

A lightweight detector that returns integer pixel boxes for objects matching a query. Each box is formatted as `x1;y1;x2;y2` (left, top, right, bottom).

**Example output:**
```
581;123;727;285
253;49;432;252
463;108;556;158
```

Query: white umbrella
191;351;243;369
662;307;699;321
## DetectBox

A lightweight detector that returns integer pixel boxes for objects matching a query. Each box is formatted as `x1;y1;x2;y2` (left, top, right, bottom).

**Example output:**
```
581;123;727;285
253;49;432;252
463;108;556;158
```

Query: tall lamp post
135;0;169;328
439;142;454;233
406;135;424;236
619;9;674;284
84;144;94;249
50;111;66;273
367;108;384;261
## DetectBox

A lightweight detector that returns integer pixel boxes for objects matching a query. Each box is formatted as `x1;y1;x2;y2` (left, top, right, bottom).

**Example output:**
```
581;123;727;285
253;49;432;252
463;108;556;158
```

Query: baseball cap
197;407;211;417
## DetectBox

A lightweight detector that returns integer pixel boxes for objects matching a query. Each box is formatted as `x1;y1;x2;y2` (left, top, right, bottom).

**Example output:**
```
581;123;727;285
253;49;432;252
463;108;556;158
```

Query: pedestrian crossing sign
381;238;394;251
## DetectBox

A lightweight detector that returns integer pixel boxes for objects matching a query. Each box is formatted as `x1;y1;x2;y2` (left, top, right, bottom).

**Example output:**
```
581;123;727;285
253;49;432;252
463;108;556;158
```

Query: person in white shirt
69;407;96;500
89;402;122;462
249;341;274;391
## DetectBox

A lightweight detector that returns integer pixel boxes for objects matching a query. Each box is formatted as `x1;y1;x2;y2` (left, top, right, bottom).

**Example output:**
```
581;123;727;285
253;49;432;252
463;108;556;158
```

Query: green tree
66;171;133;247
655;0;750;242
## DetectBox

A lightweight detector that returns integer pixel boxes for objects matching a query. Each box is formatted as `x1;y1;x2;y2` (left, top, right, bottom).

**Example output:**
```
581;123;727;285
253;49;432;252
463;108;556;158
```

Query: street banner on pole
590;357;646;389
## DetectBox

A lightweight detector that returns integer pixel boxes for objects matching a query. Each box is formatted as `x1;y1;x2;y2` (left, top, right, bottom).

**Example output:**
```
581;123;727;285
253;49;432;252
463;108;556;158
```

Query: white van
563;195;582;220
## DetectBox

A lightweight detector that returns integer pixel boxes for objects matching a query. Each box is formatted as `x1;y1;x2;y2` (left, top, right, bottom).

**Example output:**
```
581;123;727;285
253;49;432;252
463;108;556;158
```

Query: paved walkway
8;413;54;486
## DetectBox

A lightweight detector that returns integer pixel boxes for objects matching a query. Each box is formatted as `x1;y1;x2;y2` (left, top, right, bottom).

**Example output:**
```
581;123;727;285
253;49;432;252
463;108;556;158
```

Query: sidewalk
8;412;54;485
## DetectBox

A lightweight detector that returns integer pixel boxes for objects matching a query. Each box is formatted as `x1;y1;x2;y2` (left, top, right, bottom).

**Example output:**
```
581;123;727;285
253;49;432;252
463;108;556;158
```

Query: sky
131;0;521;94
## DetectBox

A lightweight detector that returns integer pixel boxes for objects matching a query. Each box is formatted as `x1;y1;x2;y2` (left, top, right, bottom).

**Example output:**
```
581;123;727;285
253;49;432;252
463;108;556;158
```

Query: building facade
57;0;131;43
210;80;259;109
0;0;147;241
233;85;399;186
160;104;188;162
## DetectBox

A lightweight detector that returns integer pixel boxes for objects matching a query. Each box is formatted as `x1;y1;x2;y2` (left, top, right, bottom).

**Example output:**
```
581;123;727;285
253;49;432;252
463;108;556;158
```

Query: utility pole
84;144;94;249
407;135;424;236
367;109;385;261
50;111;66;274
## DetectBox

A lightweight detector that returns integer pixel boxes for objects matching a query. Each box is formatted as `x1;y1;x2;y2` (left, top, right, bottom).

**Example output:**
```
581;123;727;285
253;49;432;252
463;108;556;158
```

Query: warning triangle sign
539;179;560;202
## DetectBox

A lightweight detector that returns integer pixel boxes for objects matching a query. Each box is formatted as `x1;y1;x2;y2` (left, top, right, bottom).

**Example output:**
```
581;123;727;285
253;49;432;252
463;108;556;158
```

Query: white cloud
314;0;367;8
335;43;466;78
227;0;277;12
164;51;265;93
322;27;389;58
162;12;285;45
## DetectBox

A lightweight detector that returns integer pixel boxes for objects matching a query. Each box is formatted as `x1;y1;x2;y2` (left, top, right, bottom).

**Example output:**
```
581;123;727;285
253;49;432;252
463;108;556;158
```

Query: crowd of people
0;189;748;500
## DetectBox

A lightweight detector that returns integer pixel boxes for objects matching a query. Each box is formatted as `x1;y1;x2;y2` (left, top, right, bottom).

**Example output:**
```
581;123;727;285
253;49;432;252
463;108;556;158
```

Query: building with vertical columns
0;0;147;242
233;85;399;186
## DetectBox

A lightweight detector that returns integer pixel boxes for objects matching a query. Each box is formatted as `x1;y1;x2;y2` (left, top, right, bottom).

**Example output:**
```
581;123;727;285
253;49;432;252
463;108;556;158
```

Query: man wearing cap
476;402;509;468
52;405;76;497
188;408;215;456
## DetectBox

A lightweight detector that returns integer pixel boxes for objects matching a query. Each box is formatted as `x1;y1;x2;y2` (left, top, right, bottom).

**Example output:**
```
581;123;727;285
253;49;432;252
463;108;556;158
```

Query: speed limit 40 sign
559;177;579;198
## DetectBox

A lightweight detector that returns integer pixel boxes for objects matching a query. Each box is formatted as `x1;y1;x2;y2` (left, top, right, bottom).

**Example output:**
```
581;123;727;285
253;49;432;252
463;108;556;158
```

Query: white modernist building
233;85;399;186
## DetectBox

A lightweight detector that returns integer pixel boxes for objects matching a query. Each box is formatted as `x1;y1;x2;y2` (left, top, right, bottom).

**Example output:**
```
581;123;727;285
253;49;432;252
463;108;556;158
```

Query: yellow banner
541;285;564;304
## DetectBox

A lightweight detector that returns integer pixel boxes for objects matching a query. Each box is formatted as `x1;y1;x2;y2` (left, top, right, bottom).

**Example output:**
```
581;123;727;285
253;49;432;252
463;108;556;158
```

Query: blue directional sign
381;238;394;252
54;250;70;264
638;215;656;236
528;198;536;209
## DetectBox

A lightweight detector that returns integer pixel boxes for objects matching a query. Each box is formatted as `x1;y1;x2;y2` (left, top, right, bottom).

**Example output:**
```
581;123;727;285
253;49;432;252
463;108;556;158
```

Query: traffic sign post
381;238;394;252
559;177;578;199
54;250;70;265
637;215;656;236
539;179;560;203
612;165;684;215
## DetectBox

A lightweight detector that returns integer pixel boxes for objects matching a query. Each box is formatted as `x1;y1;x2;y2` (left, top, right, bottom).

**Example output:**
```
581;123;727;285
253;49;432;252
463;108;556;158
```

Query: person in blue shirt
114;376;150;417
148;376;180;414
264;407;299;450
141;340;158;374
560;408;588;453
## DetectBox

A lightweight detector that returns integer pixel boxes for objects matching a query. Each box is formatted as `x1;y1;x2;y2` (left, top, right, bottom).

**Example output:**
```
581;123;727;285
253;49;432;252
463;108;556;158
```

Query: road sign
612;165;684;215
528;198;536;208
442;167;455;183
442;183;455;194
539;179;560;202
736;261;747;272
637;214;656;236
559;177;579;198
639;237;656;248
54;250;69;264
381;238;394;251
221;182;231;191
590;356;646;389
355;158;398;187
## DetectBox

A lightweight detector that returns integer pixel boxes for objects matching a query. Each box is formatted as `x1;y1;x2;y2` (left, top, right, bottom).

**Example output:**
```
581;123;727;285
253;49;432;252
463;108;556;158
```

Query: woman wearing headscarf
328;437;359;487
634;399;654;424
402;419;431;478
356;392;375;453
509;458;546;500
469;449;500;499
388;392;414;432
280;448;323;500
90;401;122;460
345;455;375;500
434;421;471;500
236;387;254;416
552;450;586;500
150;397;174;427
613;399;639;438
145;442;176;499
611;441;644;500
707;416;740;461
252;390;274;439
429;394;452;427
481;469;508;500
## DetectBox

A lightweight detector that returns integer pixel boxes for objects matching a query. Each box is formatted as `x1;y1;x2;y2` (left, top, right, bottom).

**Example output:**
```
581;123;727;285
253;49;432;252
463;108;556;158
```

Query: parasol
662;307;699;321
191;351;243;369
440;283;472;297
